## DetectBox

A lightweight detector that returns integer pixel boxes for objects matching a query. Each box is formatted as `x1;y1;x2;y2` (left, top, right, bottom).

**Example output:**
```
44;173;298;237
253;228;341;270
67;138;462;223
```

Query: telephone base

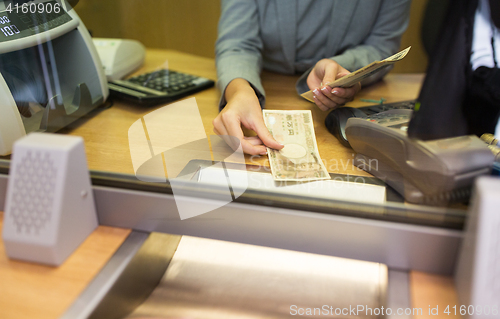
354;154;471;206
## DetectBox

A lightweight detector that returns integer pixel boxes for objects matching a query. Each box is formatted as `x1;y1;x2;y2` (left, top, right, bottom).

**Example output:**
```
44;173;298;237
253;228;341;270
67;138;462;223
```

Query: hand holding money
212;79;284;155
263;110;330;182
306;59;361;111
301;46;411;103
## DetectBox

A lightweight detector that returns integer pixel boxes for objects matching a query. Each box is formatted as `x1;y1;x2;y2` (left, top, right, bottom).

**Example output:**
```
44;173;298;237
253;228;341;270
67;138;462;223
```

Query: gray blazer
216;0;411;109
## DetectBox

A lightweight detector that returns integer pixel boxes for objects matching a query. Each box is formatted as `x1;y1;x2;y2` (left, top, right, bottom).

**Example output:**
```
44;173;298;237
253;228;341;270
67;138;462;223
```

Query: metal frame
91;184;462;274
1;161;463;317
60;231;149;319
60;231;180;319
0;162;465;274
61;231;411;319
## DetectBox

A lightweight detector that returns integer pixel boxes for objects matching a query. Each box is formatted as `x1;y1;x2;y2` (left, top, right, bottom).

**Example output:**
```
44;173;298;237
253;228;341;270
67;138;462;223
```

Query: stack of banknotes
263;110;330;182
262;47;412;181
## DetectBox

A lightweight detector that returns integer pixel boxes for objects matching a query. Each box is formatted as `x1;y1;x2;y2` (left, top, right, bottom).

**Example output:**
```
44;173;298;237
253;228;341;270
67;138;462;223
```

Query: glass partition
0;0;481;232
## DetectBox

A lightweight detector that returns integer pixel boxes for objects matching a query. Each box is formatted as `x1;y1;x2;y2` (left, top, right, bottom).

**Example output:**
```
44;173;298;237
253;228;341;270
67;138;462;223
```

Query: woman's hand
213;78;284;155
307;59;361;111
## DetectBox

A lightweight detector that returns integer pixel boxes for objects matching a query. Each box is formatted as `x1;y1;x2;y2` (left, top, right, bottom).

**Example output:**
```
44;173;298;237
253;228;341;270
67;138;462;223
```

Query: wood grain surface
0;211;131;319
56;49;423;178
0;50;458;319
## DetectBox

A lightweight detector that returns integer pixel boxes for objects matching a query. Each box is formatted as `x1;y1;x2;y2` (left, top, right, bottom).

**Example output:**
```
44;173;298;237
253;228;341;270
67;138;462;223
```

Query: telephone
345;109;495;205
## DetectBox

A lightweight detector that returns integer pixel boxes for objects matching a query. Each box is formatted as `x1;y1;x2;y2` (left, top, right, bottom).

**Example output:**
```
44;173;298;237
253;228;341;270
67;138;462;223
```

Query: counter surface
0;49;460;318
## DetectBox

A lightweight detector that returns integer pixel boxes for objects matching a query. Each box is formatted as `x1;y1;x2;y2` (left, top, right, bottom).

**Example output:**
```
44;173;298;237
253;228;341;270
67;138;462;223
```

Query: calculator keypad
128;70;202;94
108;69;215;105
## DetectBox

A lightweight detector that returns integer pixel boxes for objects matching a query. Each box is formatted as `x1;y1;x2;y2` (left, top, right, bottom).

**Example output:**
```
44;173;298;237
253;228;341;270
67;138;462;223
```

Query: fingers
307;58;337;90
312;80;361;111
244;136;264;146
312;92;332;111
213;83;281;155
213;125;243;152
213;113;269;155
312;86;352;110
321;62;340;86
347;82;362;95
308;61;361;111
336;72;362;96
251;119;284;151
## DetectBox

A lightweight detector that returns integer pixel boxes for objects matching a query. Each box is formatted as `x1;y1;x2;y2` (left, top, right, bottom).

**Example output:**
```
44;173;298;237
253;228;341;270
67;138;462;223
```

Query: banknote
263;110;330;182
301;46;411;102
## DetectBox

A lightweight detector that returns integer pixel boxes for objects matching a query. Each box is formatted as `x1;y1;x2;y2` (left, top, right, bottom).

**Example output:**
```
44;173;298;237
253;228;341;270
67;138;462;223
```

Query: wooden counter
0;49;460;318
0;212;131;319
59;49;423;177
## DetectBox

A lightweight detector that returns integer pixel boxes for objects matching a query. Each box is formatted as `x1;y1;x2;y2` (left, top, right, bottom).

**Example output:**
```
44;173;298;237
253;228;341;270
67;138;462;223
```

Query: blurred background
75;0;431;73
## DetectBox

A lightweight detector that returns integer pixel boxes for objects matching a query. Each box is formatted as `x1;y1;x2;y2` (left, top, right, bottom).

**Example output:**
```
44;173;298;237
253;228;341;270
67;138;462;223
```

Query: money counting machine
0;0;108;156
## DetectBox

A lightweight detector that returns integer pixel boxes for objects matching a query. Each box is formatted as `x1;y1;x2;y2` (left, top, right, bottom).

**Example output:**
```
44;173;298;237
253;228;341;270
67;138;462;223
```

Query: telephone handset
345;109;495;205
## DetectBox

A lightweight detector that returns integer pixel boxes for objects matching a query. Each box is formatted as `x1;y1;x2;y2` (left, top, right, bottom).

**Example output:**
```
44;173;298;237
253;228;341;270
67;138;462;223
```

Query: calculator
107;69;215;105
